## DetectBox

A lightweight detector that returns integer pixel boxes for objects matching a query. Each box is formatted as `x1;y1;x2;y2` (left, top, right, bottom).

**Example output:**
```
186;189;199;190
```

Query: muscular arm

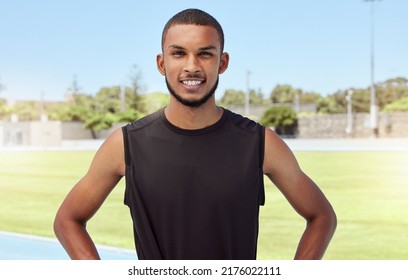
263;128;337;260
53;128;125;259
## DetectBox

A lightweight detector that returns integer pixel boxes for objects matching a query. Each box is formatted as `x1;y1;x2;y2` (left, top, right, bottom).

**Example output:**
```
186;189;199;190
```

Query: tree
83;112;117;139
67;75;82;94
95;86;122;114
317;89;369;114
139;92;169;114
383;96;408;112
349;88;370;113
81;85;145;137
382;77;408;86
270;84;301;104
300;91;321;103
219;88;268;107
316;97;335;114
259;106;298;136
49;92;104;138
10;101;41;121
249;89;265;105
0;98;10;120
68;94;96;121
270;84;321;105
376;77;408;111
55;76;97;121
116;109;145;123
220;89;245;106
127;64;145;112
82;108;144;139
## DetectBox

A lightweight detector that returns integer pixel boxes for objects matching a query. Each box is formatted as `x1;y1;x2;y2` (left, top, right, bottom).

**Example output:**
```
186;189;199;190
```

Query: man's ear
157;54;165;76
218;52;229;74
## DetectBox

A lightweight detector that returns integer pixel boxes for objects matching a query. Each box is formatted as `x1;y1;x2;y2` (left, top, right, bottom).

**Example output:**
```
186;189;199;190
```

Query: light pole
40;91;47;122
345;90;353;135
295;92;300;113
245;70;251;116
365;0;381;137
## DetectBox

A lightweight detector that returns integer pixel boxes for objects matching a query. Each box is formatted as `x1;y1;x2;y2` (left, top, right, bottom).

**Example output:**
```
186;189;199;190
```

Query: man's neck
164;98;223;130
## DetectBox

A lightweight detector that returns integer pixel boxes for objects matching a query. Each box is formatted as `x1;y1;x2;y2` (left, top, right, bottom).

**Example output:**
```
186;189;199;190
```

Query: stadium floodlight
364;0;382;137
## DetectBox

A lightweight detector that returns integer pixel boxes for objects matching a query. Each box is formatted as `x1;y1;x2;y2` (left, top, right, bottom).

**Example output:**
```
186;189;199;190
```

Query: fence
1;112;407;148
297;112;408;138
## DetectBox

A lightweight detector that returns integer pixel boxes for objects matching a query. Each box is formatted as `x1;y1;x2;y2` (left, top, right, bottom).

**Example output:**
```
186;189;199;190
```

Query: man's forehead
163;24;221;47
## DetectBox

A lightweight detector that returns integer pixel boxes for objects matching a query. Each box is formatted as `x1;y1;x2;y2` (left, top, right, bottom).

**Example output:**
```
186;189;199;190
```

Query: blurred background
1;0;408;145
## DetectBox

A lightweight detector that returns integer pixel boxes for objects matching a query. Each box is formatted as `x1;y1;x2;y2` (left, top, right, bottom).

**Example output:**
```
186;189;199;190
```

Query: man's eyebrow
199;45;217;51
168;44;185;50
167;45;218;51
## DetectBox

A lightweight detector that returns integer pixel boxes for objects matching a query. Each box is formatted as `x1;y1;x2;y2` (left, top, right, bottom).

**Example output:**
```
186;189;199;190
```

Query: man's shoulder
124;109;163;132
224;108;263;133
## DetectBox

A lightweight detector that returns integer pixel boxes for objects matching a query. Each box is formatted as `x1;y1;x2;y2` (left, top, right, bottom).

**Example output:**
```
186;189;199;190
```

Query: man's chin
166;77;219;108
171;92;212;108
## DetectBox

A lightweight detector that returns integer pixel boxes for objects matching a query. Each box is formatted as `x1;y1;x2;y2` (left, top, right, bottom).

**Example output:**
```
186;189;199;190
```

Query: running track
0;231;137;260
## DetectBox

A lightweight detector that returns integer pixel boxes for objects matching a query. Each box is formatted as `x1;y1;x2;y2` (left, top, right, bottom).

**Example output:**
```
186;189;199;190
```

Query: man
54;8;336;260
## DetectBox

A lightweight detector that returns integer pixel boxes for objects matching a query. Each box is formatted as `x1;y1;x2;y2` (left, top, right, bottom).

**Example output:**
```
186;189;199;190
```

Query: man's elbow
322;206;337;237
308;205;337;236
53;212;66;240
53;210;79;240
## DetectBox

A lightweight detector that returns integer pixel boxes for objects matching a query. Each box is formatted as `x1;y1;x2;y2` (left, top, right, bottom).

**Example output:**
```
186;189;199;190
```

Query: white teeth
183;80;202;86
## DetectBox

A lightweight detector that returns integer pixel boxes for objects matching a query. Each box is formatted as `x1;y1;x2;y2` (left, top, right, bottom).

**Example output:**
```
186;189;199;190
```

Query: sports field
0;149;407;259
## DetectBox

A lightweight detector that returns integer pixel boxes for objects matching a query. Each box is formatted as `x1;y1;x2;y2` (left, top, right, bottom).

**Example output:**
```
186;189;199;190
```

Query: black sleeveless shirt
122;108;265;260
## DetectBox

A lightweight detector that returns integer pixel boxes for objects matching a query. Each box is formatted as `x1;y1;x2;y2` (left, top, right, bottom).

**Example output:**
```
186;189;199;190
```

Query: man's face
157;24;229;108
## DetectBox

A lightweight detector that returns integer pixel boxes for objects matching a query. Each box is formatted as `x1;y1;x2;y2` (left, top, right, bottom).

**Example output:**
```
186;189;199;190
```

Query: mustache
180;73;205;79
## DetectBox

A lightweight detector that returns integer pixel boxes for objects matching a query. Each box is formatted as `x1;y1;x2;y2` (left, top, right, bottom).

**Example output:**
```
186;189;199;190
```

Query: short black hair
161;8;225;52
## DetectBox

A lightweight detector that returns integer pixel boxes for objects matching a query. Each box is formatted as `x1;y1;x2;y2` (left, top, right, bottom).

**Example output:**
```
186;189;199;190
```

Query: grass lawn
0;150;407;259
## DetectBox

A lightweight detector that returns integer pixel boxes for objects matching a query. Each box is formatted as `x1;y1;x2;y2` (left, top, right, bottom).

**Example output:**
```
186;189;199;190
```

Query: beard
165;76;219;108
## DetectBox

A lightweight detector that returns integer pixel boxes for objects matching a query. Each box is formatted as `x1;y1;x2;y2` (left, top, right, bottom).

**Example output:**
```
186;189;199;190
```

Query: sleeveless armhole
122;125;131;166
122;125;131;207
258;125;266;206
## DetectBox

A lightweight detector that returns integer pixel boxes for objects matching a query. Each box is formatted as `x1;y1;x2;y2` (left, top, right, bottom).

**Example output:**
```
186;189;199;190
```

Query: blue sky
1;0;407;102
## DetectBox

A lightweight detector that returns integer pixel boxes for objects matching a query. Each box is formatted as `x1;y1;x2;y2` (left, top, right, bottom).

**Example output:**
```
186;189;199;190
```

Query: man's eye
172;51;185;56
200;52;212;57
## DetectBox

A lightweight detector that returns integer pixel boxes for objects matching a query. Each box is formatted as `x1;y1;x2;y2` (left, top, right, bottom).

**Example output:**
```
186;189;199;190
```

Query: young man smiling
158;19;229;129
54;8;336;260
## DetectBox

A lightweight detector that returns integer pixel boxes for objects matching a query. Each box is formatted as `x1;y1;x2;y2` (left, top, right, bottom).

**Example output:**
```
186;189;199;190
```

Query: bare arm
54;128;125;259
263;128;337;260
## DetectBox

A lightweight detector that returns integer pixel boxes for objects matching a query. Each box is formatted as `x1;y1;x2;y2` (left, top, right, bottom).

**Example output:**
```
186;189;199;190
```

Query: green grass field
0;150;407;259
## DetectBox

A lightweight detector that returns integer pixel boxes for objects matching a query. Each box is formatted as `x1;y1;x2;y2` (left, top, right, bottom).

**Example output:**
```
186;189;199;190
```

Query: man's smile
180;79;206;92
182;80;203;86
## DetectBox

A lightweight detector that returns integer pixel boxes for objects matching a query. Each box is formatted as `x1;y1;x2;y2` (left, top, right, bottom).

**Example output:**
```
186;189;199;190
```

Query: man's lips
181;80;204;86
180;79;206;92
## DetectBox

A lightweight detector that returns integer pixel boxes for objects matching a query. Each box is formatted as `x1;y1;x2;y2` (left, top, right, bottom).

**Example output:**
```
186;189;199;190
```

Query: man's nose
184;55;201;73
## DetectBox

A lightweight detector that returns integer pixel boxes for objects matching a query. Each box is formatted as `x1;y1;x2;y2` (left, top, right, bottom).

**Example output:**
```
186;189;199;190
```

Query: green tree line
219;76;408;114
1;76;407;136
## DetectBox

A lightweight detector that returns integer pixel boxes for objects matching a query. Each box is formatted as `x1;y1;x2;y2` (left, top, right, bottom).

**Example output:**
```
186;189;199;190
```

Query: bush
383;96;408;112
115;109;144;123
259;106;298;136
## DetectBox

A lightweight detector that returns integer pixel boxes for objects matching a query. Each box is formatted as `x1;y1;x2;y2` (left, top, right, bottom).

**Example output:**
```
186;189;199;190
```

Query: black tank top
122;108;265;260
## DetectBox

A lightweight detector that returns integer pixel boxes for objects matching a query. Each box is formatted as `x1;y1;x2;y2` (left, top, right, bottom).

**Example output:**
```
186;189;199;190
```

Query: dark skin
54;24;336;260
